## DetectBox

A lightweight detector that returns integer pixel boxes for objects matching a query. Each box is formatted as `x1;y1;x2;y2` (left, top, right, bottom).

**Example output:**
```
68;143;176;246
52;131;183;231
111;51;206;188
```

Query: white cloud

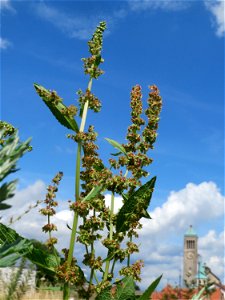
1;180;224;289
34;2;110;40
141;181;224;237
204;0;225;37
0;0;15;12
199;230;225;279
0;37;11;49
128;0;189;12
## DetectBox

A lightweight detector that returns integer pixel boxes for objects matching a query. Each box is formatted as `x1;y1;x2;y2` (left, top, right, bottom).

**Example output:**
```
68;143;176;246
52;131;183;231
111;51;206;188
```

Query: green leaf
0;129;31;182
0;223;20;244
116;177;156;232
34;83;79;132
102;252;116;263
82;185;103;202
95;285;112;300
0;203;11;210
96;276;135;300
111;152;122;156
0;180;18;210
0;252;22;267
191;287;206;300
26;244;60;273
105;138;127;156
113;276;136;300
139;274;162;300
0;239;32;267
0;224;60;272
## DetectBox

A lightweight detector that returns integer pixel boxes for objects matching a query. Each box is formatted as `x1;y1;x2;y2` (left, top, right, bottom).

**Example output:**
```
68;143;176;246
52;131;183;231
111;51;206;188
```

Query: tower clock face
186;252;194;259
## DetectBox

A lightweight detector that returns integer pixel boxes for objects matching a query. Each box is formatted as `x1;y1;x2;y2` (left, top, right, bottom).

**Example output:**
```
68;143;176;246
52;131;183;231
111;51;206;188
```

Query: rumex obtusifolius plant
0;21;163;300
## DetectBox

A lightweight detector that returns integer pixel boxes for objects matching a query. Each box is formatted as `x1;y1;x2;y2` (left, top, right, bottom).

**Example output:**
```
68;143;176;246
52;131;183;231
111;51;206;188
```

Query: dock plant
0;21;163;299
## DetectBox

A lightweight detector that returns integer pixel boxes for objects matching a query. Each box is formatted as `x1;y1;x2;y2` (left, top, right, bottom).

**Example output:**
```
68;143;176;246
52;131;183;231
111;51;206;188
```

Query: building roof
196;262;207;280
151;285;224;300
185;225;197;236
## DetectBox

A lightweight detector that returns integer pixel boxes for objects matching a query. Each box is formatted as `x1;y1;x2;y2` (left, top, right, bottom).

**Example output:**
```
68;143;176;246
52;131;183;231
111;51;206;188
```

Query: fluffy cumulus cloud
1;180;224;289
141;181;224;237
199;230;225;279
204;0;225;37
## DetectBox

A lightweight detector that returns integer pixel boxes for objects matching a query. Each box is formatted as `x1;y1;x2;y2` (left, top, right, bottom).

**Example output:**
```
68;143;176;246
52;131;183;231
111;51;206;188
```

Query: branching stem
103;192;114;281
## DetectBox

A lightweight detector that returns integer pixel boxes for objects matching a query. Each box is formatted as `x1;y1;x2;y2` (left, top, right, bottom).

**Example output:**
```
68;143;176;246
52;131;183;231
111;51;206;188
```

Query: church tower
183;225;198;286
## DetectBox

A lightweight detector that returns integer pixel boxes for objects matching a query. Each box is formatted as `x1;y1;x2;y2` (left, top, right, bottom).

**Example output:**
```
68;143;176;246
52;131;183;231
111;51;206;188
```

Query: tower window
186;240;195;249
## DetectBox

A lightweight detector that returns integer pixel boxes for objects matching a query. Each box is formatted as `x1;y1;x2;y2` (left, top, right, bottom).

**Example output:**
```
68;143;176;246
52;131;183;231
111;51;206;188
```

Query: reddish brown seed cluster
119;260;144;281
39;172;63;248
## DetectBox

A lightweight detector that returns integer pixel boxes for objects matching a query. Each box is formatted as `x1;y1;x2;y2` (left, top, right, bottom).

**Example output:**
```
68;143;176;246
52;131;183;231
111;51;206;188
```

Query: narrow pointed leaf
139;274;162;300
105;138;127;156
141;209;151;219
34;83;79;132
82;185;103;202
191;287;205;300
116;176;156;232
111;152;122;156
0;180;17;200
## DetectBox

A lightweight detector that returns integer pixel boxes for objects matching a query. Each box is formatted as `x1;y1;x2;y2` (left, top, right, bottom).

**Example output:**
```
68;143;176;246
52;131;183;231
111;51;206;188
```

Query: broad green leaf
105;138;127;156
95;285;112;300
0;224;60;273
0;238;32;267
139;274;162;300
113;276;135;300
82;185;103;202
96;276;135;300
26;245;60;273
116;177;156;232
0;252;22;267
34;83;79;132
0;223;20;244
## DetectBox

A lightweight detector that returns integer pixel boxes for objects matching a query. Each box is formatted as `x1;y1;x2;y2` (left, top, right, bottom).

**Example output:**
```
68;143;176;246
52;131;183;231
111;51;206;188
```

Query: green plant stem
110;257;117;275
89;210;95;286
67;211;79;266
103;192;114;281
64;77;93;300
63;282;69;300
127;235;132;267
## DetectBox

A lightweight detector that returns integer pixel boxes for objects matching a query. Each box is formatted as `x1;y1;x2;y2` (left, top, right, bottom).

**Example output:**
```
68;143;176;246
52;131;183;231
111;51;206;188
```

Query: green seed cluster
61;104;78;118
82;21;106;79
0;121;16;145
35;87;63;105
78;89;102;113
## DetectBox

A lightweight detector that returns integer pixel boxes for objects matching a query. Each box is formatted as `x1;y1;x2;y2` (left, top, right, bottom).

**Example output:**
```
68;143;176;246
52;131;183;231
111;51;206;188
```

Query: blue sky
1;0;224;289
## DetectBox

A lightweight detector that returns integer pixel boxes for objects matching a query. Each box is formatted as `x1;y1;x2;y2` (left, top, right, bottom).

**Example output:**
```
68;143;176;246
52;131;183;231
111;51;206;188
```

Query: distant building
183;225;198;286
183;225;222;289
